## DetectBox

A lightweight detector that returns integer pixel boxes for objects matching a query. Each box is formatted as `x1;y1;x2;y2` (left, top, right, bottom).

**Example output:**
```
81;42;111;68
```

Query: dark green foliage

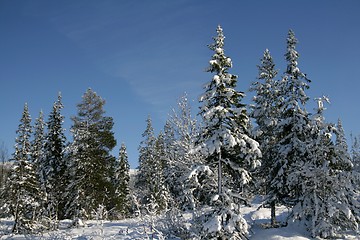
267;30;312;208
250;49;280;197
194;25;261;239
66;88;117;219
43;93;67;223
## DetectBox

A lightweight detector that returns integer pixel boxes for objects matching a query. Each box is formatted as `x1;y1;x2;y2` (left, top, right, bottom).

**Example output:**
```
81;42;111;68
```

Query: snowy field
1;200;359;239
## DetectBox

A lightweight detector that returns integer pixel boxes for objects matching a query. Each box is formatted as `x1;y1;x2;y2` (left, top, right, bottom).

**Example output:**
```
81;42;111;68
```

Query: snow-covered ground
1;199;359;239
0;217;166;240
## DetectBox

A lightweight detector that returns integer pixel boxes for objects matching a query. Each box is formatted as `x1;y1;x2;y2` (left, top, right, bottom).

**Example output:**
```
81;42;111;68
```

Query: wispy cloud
39;1;207;119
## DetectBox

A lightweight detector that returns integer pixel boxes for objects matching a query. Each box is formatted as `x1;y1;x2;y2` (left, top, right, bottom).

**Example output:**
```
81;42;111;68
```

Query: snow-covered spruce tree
333;119;353;171
291;97;360;238
250;49;281;226
43;93;67;224
163;94;203;209
113;143;131;218
66;88;117;220
31;110;47;220
152;132;169;212
32;111;46;183
137;116;168;213
137;116;156;193
6;103;42;233
65;116;91;220
351;135;360;190
351;135;360;172
268;30;312;213
194;25;261;239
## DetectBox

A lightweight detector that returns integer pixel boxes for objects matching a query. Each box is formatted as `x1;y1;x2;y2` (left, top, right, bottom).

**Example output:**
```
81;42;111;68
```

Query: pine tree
151;132;169;212
65;118;91;220
291;97;360;238
137;116;156;191
351;135;360;172
195;25;261;239
333;119;353;171
137;116;168;213
113;143;131;218
250;49;281;225
66;88;117;220
43;93;67;224
351;135;360;190
32;111;46;182
163;94;203;208
6;103;41;233
31;110;47;220
268;30;312;214
250;49;280;136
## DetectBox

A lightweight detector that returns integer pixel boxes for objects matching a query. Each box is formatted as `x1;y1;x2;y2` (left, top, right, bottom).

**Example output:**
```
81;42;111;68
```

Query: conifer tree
32;111;45;182
114;143;131;218
250;49;279;135
43;93;67;224
151;132;169;212
194;25;261;239
291;97;360;238
351;135;360;187
137;116;156;191
66;88;117;219
163;94;202;208
31;110;46;220
351;135;360;169
334;119;353;171
7;103;41;233
268;30;312;213
137;116;168;213
351;136;360;199
250;49;281;225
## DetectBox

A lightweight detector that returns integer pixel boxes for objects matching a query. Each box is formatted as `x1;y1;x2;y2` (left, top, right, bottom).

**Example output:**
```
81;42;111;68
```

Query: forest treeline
1;26;360;239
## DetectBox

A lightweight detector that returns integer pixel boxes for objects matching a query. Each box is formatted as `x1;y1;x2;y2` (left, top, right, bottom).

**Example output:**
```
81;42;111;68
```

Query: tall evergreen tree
163;94;203;208
250;49;279;135
151;132;169;212
350;135;360;200
66;88;117;220
31;110;47;220
268;30;312;214
43;93;67;224
7;103;41;233
137;116;168;213
291;97;360;238
32;111;45;181
113;143;131;218
250;49;281;225
137;116;156;191
194;25;261;239
333;119;352;171
351;135;360;187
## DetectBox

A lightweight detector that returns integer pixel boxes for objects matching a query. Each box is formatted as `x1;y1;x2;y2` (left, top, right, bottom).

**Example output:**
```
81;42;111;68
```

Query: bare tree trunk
218;151;222;195
12;195;20;233
270;200;276;226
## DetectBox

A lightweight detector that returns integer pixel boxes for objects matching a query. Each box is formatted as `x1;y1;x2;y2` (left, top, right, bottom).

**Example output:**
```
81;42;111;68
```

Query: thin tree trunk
270;200;276;226
12;201;19;233
218;151;222;195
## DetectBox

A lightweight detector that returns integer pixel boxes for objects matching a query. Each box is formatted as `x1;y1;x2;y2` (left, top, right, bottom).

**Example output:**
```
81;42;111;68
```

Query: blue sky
1;0;360;168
